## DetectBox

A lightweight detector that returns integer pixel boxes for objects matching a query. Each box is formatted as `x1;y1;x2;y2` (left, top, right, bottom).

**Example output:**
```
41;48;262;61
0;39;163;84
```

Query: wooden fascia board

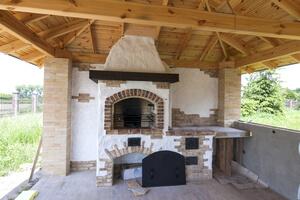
1;1;300;40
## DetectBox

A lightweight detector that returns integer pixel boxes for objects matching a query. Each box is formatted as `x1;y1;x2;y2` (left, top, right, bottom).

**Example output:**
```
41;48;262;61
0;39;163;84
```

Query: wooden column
216;138;233;176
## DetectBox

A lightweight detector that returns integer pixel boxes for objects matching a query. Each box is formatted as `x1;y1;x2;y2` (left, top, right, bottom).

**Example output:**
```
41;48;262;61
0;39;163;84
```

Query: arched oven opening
113;98;155;129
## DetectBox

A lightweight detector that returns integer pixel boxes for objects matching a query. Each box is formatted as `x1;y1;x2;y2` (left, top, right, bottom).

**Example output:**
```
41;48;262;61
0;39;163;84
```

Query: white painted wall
171;68;218;117
71;68;99;161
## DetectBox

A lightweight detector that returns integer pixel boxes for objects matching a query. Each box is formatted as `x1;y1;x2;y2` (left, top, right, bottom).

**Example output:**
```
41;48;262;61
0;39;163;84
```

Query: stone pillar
42;58;72;176
218;65;241;127
12;92;19;116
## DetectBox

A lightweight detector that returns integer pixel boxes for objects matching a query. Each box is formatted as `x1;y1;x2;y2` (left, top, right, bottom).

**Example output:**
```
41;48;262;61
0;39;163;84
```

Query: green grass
242;109;300;131
0;113;42;176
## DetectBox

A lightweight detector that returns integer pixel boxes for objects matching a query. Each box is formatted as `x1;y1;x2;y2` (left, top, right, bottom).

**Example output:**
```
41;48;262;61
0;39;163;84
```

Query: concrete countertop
169;126;251;138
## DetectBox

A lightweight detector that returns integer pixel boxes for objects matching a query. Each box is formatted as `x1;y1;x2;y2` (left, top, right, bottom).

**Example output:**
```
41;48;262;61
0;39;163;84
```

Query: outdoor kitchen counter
167;126;251;138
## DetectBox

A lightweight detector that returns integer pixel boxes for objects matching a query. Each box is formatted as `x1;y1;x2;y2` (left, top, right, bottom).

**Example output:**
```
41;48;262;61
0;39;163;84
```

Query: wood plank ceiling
0;0;299;73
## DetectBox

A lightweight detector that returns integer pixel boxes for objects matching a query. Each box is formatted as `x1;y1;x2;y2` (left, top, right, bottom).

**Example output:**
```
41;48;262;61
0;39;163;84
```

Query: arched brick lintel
104;89;164;130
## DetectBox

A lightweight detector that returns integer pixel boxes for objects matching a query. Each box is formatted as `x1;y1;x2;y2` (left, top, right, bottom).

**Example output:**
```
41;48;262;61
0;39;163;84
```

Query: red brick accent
104;89;164;131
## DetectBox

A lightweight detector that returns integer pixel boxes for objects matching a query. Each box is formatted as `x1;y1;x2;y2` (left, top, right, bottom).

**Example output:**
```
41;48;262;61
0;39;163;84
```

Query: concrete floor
32;171;286;200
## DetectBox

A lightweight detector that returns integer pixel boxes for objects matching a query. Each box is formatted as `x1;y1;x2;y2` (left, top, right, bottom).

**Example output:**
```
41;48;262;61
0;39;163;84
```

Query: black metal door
142;150;186;187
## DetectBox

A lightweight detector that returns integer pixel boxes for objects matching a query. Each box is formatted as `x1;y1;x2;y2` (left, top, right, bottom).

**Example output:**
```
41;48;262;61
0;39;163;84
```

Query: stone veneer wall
96;134;213;186
42;58;72;175
70;160;96;171
218;68;241;127
172;108;218;127
175;136;213;181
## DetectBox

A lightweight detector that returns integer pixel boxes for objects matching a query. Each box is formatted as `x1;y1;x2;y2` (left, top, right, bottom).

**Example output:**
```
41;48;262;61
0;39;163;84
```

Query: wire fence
0;93;43;118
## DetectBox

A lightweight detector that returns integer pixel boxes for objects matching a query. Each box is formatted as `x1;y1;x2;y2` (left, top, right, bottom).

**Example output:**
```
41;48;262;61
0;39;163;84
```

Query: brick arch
104;89;164;131
105;142;153;160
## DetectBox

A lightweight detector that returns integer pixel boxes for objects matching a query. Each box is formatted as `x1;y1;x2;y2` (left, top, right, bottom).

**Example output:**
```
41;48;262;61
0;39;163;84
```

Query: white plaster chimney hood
103;35;169;73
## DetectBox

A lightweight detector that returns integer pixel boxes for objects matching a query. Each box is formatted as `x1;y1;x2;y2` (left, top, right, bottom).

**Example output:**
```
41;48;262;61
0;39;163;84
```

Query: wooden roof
0;0;299;73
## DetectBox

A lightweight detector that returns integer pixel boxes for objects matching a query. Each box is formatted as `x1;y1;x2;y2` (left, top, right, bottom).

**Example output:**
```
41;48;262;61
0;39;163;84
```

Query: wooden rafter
62;20;94;47
89;22;97;54
198;34;218;61
0;40;30;53
204;1;228;59
291;53;300;62
258;36;283;47
270;0;300;20
219;33;250;55
21;14;49;25
0;10;55;56
1;1;300;40
175;28;192;60
236;41;300;68
38;19;89;41
19;50;45;62
261;61;278;69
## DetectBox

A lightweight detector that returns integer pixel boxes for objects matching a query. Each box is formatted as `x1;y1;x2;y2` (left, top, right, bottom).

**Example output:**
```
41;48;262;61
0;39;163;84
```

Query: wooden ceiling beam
155;0;169;39
0;10;55;56
71;52;218;69
236;41;300;68
1;1;300;40
270;0;300;20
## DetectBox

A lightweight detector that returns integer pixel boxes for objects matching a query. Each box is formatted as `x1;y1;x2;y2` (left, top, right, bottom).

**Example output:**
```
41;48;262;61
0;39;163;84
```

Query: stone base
70;160;96;172
96;176;113;187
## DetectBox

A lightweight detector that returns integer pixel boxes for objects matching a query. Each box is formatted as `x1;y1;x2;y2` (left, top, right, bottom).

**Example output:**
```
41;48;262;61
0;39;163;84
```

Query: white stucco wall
71;68;99;161
171;68;218;117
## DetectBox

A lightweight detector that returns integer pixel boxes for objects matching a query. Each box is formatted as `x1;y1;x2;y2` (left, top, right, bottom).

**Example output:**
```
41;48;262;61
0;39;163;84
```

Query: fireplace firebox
113;98;155;129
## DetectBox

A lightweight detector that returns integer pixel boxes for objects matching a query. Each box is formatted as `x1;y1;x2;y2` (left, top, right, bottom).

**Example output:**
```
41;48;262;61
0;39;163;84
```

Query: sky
0;53;44;93
0;53;299;94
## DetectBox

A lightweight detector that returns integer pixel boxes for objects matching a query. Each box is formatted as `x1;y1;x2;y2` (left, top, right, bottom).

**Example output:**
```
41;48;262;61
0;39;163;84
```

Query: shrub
0;93;12;100
241;98;259;117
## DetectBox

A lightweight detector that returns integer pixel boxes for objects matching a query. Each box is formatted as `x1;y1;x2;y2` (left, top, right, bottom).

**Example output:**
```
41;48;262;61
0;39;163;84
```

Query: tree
242;70;284;116
283;88;299;101
16;85;43;99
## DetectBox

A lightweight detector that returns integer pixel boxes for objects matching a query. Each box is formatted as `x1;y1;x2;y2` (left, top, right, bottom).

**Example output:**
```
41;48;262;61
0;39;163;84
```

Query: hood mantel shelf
89;70;179;83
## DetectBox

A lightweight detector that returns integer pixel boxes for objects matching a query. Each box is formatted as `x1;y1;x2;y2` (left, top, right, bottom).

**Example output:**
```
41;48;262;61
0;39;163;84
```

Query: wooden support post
12;92;19;116
216;138;233;176
234;138;243;164
31;92;38;113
